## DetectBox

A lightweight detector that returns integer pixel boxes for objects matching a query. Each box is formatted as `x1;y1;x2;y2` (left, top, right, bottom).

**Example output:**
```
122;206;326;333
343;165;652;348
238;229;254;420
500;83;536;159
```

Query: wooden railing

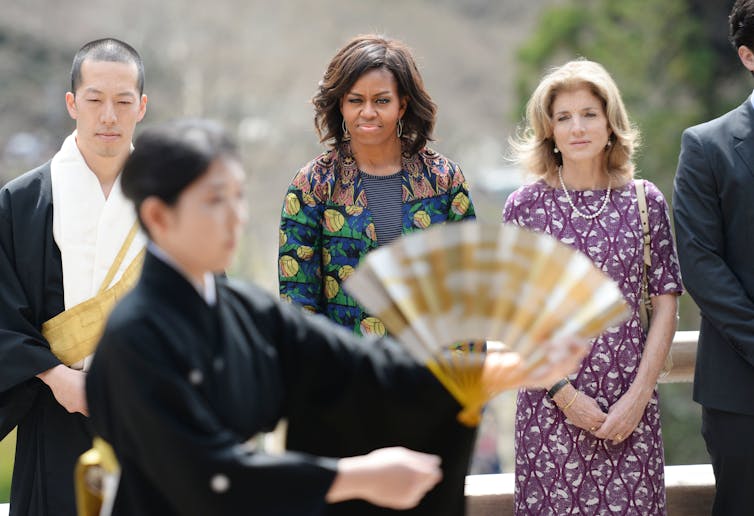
465;330;714;515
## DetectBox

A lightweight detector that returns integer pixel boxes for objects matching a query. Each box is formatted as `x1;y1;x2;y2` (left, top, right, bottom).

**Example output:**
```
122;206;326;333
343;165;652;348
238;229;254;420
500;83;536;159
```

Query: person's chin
217;252;234;271
565;150;602;162
94;143;126;159
352;133;389;146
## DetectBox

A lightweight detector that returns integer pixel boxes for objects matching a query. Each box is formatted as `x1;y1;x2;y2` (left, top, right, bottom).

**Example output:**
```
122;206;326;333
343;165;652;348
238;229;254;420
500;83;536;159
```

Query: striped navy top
360;170;403;247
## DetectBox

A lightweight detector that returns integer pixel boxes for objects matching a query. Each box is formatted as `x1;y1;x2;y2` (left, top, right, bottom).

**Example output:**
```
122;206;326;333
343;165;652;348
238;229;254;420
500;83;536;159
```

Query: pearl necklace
557;166;612;220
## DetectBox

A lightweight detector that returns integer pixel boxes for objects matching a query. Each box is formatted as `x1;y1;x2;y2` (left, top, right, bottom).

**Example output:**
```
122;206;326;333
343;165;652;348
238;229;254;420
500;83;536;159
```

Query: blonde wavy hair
510;59;640;183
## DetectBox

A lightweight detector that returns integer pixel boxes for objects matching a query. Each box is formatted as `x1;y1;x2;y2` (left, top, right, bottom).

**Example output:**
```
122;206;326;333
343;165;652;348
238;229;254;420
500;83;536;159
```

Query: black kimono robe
86;251;464;516
0;163;93;516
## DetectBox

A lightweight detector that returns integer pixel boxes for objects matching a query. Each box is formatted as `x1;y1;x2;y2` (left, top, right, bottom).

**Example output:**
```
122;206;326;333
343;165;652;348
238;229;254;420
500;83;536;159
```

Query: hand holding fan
343;221;629;426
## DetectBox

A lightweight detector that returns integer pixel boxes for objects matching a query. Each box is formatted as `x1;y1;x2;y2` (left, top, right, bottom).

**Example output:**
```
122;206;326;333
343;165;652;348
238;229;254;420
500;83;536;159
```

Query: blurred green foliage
516;0;748;466
515;0;749;332
659;383;707;464
1;429;15;503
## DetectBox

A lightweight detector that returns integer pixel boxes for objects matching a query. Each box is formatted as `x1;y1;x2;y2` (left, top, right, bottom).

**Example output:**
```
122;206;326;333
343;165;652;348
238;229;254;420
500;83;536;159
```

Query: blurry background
0;0;745;502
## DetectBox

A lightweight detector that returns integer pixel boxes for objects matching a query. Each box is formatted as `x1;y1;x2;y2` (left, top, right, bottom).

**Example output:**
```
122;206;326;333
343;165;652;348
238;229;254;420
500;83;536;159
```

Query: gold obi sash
42;222;145;366
76;437;120;516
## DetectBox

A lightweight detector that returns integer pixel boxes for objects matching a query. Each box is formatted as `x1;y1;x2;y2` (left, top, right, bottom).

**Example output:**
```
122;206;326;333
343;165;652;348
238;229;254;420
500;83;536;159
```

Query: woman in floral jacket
279;35;475;338
278;34;476;516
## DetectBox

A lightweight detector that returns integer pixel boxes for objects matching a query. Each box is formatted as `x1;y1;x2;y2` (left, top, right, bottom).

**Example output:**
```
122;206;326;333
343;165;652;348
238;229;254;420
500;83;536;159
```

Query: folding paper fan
343;221;629;426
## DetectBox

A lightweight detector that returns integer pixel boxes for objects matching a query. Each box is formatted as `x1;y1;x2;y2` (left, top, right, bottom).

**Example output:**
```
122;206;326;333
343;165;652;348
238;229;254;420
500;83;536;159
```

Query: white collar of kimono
51;131;146;308
51;131;146;370
147;242;217;306
750;90;754;110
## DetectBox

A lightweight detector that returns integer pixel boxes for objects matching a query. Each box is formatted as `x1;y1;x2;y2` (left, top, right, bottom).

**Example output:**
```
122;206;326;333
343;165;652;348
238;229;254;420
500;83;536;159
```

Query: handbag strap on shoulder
635;179;651;268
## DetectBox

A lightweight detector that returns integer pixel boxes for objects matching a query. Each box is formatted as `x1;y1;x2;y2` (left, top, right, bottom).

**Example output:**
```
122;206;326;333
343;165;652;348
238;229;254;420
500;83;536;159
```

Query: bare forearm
629;294;678;401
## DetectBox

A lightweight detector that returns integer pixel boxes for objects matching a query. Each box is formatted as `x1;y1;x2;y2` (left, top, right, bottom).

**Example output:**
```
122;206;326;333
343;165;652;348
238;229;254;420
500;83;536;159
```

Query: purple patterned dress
503;179;683;515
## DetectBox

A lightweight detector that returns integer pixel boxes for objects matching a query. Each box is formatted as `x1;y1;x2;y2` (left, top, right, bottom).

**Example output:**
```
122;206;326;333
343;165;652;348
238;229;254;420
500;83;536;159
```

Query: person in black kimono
0;38;147;516
85;119;587;515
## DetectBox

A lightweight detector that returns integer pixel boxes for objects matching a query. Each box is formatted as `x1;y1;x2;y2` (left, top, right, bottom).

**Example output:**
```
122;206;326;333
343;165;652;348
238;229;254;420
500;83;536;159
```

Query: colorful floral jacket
278;142;475;336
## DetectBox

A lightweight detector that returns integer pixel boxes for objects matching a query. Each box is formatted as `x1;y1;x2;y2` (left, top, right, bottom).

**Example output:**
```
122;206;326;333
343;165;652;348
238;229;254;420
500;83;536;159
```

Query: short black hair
730;0;754;50
70;38;144;95
121;119;239;232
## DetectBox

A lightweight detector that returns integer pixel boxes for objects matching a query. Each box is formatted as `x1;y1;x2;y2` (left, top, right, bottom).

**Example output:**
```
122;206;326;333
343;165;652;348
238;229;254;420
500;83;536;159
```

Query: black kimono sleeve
0;168;63;439
86;307;338;516
241;284;474;516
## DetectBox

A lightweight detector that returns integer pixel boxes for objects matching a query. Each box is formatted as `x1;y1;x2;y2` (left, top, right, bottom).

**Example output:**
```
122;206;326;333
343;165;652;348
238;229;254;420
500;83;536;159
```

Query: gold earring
342;119;351;141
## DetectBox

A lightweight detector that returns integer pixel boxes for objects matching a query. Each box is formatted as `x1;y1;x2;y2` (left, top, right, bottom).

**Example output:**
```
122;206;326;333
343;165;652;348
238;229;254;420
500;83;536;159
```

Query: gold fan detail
343;221;629;426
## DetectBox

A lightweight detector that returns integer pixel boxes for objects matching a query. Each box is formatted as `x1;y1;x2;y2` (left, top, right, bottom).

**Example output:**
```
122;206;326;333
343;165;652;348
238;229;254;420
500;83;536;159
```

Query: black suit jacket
673;99;754;415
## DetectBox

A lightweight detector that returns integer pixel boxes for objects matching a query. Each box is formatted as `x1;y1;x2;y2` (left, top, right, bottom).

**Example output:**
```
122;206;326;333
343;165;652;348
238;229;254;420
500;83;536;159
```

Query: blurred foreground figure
85;119;585;515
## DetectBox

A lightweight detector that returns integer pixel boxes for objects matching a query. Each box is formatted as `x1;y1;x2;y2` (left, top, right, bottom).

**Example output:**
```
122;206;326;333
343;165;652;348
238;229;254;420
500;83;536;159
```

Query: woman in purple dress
504;59;683;515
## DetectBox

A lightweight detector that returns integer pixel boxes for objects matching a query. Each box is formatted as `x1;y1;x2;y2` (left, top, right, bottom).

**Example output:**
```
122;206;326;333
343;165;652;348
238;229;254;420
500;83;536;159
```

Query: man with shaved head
0;38;147;516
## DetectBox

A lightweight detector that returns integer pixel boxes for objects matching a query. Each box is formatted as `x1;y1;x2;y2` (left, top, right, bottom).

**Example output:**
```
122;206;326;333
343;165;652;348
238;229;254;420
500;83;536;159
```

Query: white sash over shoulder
50;132;145;370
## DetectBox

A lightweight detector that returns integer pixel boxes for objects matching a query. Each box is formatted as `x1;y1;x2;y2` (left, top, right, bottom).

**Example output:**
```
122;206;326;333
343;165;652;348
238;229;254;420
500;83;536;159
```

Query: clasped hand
37;364;89;416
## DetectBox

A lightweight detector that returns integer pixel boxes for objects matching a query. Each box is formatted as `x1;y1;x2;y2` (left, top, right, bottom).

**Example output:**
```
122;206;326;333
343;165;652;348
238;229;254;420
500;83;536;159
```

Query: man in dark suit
673;1;754;513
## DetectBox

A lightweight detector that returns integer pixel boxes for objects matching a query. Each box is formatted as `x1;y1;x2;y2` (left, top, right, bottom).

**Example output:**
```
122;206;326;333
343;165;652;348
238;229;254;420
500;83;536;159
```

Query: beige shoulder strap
98;221;140;295
635;179;673;375
42;222;145;366
635;179;651;268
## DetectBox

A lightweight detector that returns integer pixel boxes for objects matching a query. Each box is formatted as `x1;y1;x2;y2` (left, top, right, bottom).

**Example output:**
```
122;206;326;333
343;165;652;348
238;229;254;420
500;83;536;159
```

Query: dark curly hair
312;34;436;155
730;0;754;50
731;0;754;78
